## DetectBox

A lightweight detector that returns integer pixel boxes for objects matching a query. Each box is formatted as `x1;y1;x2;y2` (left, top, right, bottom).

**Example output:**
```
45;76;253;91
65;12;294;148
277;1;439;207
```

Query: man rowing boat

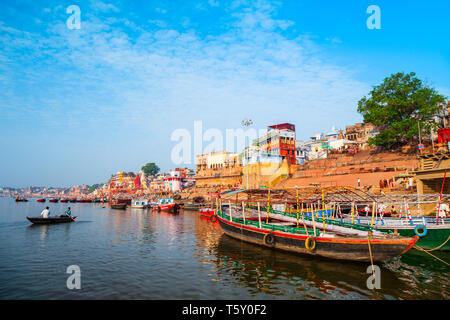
40;207;50;218
64;207;72;217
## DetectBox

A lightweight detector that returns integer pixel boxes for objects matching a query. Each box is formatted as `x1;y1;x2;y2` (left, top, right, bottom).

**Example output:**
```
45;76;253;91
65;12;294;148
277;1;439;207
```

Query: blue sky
0;0;449;187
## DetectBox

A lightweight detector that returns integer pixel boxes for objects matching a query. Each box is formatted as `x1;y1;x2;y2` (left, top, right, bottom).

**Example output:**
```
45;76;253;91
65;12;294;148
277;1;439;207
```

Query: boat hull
110;203;127;210
156;203;180;213
377;225;450;251
27;216;76;224
217;216;418;262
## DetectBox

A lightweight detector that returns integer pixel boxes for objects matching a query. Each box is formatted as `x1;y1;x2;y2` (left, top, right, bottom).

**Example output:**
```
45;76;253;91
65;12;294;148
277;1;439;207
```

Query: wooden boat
131;199;150;209
49;199;59;203
27;216;76;224
339;216;450;251
69;198;77;203
37;199;46;203
60;199;69;203
217;207;418;262
200;208;218;223
110;200;127;210
15;197;28;202
153;198;179;213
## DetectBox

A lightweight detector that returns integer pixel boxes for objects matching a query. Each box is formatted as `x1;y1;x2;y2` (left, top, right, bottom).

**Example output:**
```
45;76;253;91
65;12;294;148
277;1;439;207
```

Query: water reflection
39;224;48;241
214;234;412;299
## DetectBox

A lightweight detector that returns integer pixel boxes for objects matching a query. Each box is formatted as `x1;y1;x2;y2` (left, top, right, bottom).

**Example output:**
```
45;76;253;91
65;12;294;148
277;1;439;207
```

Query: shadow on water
213;234;432;299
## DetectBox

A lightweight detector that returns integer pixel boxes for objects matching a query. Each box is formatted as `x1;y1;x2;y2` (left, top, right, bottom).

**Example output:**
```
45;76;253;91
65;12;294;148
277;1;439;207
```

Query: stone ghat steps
296;151;417;172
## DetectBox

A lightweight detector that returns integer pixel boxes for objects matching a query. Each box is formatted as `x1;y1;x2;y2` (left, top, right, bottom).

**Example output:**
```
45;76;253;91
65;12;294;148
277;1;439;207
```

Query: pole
351;201;355;224
311;204;317;236
296;188;299;228
371;201;375;227
417;120;423;154
246;142;249;190
437;169;447;224
258;202;262;228
322;204;326;235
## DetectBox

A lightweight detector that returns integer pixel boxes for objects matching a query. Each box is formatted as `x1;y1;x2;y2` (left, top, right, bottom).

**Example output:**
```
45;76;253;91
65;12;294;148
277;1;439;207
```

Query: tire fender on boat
305;237;316;251
414;225;427;237
263;232;275;246
210;215;218;223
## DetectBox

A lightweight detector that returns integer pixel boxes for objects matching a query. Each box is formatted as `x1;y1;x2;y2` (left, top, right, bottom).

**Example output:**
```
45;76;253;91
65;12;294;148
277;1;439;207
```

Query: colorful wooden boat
216;207;418;262
60;199;69;203
131;199;150;209
49;199;59;203
27;216;76;224
154;198;180;213
339;216;450;251
200;208;218;223
15;197;28;202
37;199;46;203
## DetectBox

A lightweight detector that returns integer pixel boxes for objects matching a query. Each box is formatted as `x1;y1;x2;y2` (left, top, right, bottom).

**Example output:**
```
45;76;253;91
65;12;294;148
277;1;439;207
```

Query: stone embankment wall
278;150;419;189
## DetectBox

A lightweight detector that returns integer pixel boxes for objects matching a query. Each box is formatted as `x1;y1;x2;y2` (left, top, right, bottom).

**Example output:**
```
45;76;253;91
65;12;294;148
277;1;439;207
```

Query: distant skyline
1;0;449;188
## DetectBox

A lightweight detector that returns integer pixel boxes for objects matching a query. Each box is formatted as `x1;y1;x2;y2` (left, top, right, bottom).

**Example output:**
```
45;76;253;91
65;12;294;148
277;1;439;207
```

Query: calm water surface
0;198;448;299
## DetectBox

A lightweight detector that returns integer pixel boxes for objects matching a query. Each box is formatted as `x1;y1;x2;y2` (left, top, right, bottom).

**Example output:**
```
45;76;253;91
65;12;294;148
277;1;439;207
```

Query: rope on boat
413;244;450;266
367;232;376;281
413;236;450;253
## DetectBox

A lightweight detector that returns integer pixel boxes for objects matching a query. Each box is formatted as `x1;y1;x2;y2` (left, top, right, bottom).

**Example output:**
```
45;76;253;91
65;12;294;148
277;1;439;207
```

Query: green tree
357;72;446;148
88;183;104;193
141;162;160;176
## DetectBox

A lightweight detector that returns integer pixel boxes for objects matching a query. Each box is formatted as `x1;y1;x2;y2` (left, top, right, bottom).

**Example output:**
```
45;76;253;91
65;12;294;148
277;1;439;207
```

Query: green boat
263;207;450;252
376;224;450;251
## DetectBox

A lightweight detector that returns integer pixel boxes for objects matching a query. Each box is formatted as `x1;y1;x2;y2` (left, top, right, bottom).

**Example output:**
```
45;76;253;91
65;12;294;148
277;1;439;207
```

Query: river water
0;198;448;300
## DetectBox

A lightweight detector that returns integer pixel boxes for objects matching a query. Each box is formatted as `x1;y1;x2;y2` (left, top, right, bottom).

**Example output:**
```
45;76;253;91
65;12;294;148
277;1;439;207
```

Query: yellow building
195;151;242;187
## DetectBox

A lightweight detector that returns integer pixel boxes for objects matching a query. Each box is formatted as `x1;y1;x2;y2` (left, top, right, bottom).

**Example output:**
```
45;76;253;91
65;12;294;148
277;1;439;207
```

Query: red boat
84;199;92;203
61;199;69;203
200;208;218;223
37;199;46;203
159;203;176;211
49;199;59;203
154;198;180;213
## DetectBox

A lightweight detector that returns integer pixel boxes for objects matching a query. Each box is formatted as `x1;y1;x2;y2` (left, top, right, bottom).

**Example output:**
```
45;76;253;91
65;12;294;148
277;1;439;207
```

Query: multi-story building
255;123;297;165
195;150;242;187
345;122;378;148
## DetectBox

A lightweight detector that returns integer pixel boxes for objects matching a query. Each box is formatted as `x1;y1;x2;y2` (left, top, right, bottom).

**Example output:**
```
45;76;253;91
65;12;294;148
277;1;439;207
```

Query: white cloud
90;1;120;13
0;1;369;141
155;8;167;14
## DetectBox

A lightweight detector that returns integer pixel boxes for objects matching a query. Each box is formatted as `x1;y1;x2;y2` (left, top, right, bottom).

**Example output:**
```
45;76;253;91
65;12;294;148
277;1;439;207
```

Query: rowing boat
26;216;76;224
110;202;127;209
